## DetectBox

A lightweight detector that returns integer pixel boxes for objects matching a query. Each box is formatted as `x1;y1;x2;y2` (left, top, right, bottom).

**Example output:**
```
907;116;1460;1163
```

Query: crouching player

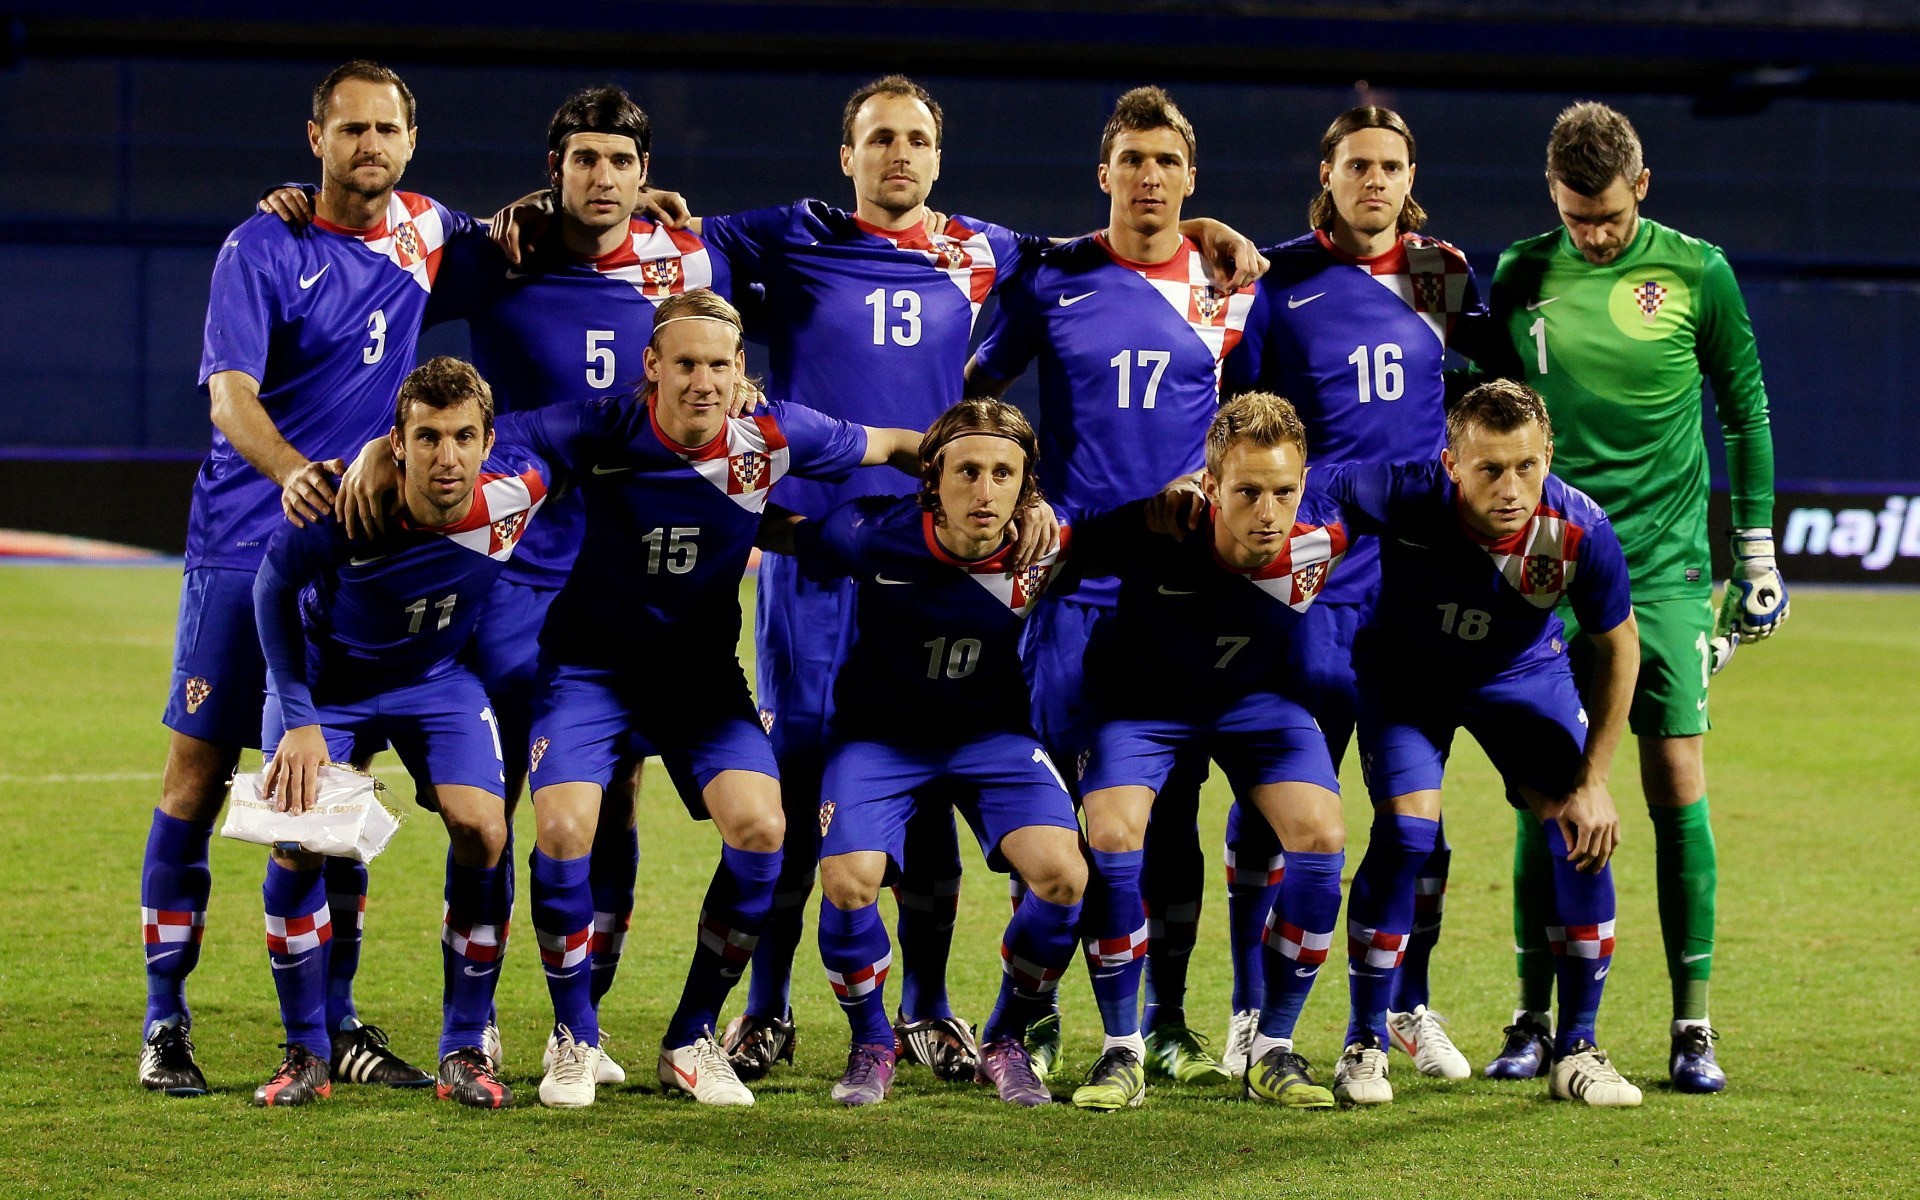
251;358;545;1107
1324;379;1642;1107
759;399;1082;1107
1069;392;1350;1111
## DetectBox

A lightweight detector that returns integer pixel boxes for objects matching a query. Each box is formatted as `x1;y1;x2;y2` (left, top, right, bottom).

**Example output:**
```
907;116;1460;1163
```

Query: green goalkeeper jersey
1483;217;1776;602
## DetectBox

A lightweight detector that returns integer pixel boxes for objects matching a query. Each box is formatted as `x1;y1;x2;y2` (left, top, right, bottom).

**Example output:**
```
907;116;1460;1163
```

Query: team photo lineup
135;58;1792;1115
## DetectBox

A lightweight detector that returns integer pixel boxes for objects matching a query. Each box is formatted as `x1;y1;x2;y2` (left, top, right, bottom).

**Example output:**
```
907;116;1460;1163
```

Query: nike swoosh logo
1593;965;1610;980
1157;585;1197;596
673;1063;698;1088
146;948;184;964
348;554;389;567
590;465;633;475
1294;966;1319;978
875;575;913;586
1286;292;1325;309
1696;698;1708;711
1525;296;1559;311
299;265;330;290
1394;537;1430;549
1680;952;1712;963
463;964;497;977
1058;291;1097;307
270;956;309;971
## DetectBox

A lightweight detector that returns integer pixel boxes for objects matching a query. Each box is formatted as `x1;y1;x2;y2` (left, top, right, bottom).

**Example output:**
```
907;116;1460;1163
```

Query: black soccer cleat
252;1044;332;1107
721;1010;797;1082
139;1018;209;1097
330;1024;432;1087
437;1047;513;1109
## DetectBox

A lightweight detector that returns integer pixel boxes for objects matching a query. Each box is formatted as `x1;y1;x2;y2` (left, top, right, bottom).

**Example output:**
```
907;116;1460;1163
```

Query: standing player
760;400;1083;1107
137;60;466;1095
497;290;922;1107
250;358;542;1108
1214;106;1483;1081
1476;103;1785;1092
1318;380;1642;1108
965;85;1256;1084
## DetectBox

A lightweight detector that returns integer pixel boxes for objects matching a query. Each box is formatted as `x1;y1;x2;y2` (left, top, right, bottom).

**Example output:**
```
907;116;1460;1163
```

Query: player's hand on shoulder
1720;528;1790;642
636;186;693;229
280;458;343;528
1190;219;1269;292
922;208;949;238
728;378;765;417
488;190;551;266
1008;502;1060;571
1144;472;1208;540
264;726;329;816
258;186;314;230
338;438;403;541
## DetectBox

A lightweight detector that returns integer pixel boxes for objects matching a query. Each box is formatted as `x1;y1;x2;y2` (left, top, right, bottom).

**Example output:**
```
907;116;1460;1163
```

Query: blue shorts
1082;694;1340;796
753;552;855;763
1286;601;1365;769
162;567;267;749
527;659;778;818
1022;596;1105;765
819;732;1079;872
263;670;505;802
1356;665;1590;805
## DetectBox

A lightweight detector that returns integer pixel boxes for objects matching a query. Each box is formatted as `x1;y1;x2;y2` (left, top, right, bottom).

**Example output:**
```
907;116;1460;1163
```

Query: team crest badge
184;676;212;714
929;237;970;269
1294;561;1329;598
1525;553;1564;592
491;511;528;551
759;708;775;734
1012;562;1054;608
818;800;836;836
530;736;550;772
642;259;682;292
1633;279;1668;326
1412;270;1445;311
392;220;422;268
1190;285;1225;323
730;449;769;493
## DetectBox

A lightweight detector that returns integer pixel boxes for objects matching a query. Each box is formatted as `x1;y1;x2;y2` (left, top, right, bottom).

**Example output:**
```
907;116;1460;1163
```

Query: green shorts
1563;596;1715;738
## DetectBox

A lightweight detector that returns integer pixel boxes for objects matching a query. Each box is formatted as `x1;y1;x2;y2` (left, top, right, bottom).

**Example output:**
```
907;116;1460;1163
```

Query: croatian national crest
642;258;682;293
1525;553;1564;591
730;449;769;493
391;220;423;268
758;708;776;734
529;736;550;772
1190;285;1226;324
1011;561;1055;609
928;236;971;269
490;510;528;554
184;676;212;714
1295;560;1329;599
1634;279;1668;326
818;800;836;837
1484;508;1585;608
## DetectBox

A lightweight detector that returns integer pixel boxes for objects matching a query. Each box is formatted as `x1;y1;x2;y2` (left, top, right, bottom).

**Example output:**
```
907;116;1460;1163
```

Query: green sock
1512;808;1556;1017
1649;798;1717;1021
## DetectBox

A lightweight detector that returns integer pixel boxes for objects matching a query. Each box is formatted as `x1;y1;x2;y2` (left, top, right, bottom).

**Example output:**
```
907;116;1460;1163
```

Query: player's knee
535;805;597;859
1085;813;1146;855
444;810;509;864
159;734;238;821
1289;819;1345;855
1024;853;1087;906
270;846;323;872
819;857;880;909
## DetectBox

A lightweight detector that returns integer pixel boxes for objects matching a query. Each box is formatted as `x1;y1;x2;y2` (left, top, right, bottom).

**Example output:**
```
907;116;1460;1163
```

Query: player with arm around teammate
1321;379;1642;1108
250;358;546;1108
759;399;1083;1107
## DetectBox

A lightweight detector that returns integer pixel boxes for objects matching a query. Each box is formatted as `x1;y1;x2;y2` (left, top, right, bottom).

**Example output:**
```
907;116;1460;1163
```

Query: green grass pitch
0;566;1914;1198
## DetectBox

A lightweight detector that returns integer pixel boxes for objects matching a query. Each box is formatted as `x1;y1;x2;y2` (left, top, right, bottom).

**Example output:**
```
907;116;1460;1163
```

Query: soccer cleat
830;1043;897;1106
1143;1022;1233;1084
1484;1015;1554;1079
251;1044;331;1107
330;1023;432;1088
1222;1009;1260;1079
722;1010;797;1082
1024;1011;1063;1083
1550;1041;1642;1107
1071;1046;1148;1111
138;1018;208;1097
1387;1005;1472;1080
979;1036;1052;1107
481;1020;503;1074
1670;1026;1727;1094
437;1047;512;1109
895;1014;981;1083
538;1025;602;1108
1244;1047;1335;1109
1333;1037;1394;1106
546;1030;626;1085
658;1030;755;1107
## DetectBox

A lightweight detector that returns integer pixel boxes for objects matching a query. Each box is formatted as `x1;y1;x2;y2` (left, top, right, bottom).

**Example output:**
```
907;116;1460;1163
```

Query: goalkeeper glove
1717;527;1790;642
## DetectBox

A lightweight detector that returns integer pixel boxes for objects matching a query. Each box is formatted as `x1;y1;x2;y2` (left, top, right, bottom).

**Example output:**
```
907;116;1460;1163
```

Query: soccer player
1319;379;1643;1108
1215;105;1484;1081
1474;103;1786;1091
250;358;543;1109
1064;392;1349;1111
758;399;1083;1107
964;85;1256;1085
138;60;464;1095
493;289;922;1107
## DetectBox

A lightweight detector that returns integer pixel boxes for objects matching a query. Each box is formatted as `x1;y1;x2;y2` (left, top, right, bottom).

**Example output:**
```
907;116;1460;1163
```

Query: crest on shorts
184;676;212;714
391;220;423;268
759;708;775;734
818;800;836;837
530;736;551;772
1633;279;1668;326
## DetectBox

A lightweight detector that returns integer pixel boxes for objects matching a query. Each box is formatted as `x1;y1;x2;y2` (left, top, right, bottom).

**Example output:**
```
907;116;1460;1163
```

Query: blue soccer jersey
499;396;870;665
1223;231;1484;607
1319;461;1633;684
792;494;1067;743
253;448;549;725
429;217;733;587
194;192;473;570
1066;493;1349;715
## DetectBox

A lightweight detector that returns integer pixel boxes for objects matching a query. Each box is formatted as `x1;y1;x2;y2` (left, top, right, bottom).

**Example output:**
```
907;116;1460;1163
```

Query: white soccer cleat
482;1021;503;1074
1222;1009;1260;1078
1333;1039;1394;1106
658;1030;755;1107
537;1026;602;1108
1387;1005;1472;1080
546;1030;626;1084
1550;1042;1643;1108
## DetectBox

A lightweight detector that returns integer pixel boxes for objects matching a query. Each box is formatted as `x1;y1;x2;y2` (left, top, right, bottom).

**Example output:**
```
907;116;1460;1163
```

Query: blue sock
1543;821;1616;1055
1084;848;1148;1038
985;891;1081;1044
531;848;597;1045
817;899;895;1047
440;856;508;1058
743;777;821;1021
1258;849;1344;1041
263;859;333;1060
141;809;212;1032
322;856;366;1032
1392;822;1451;1012
1346;815;1440;1045
895;802;963;1021
664;844;781;1048
1140;815;1203;1034
1224;801;1283;1014
587;821;639;1009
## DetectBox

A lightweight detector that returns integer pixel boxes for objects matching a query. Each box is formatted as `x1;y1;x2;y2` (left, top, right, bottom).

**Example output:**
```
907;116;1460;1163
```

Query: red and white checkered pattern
1244;522;1351;613
696;910;759;966
536;923;592;971
1481;505;1586;610
361;191;450;291
1263;915;1332;965
1084;922;1150;969
590;909;630;958
1347;919;1409;971
442;908;508;963
142;906;205;947
264;905;333;956
1548;920;1616;960
594;219;719;300
825;949;893;1000
1001;944;1067;994
326;889;367;931
1124;238;1257;377
1333;229;1477;348
1224;846;1286;889
673;410;793;513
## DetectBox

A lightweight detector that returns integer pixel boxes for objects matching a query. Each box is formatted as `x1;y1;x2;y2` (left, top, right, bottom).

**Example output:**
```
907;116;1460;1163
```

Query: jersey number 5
586;330;617;388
